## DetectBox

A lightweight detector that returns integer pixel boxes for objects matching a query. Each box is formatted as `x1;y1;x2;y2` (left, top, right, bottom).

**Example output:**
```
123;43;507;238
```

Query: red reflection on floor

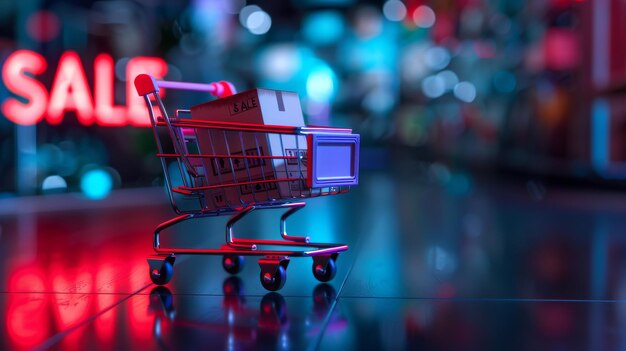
6;267;50;349
128;291;154;346
5;251;148;349
51;273;93;329
1;193;170;349
95;267;117;344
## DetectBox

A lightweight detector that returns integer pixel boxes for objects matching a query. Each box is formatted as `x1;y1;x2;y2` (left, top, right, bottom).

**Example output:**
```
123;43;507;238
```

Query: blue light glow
239;5;272;35
591;98;610;172
41;175;67;193
306;64;337;103
453;81;477;102
80;169;113;200
421;75;446;98
259;44;301;82
302;11;345;46
383;0;407;22
424;46;450;70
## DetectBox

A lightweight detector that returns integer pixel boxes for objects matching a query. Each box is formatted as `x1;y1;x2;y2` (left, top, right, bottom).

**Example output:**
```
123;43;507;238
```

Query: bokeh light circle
454;81;477;102
80;168;113;200
413;5;436;28
246;10;272;35
383;0;407;22
41;175;67;193
422;75;446;98
239;5;271;35
239;5;261;27
306;65;336;103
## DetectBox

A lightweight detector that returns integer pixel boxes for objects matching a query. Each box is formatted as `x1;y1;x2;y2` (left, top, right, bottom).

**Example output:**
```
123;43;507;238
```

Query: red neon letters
1;50;167;127
47;51;94;125
2;50;48;125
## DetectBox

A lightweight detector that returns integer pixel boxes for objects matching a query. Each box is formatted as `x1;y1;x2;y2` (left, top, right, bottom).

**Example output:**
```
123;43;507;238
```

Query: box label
211;147;265;176
240;176;278;195
285;149;307;165
229;96;259;116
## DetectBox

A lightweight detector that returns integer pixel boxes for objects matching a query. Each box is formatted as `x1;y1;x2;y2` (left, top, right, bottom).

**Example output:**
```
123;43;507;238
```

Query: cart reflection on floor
147;279;347;349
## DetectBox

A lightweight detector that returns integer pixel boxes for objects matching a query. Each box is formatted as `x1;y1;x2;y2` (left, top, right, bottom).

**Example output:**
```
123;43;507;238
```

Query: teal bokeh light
256;46;338;104
306;64;337;103
302;11;345;46
80;168;113;200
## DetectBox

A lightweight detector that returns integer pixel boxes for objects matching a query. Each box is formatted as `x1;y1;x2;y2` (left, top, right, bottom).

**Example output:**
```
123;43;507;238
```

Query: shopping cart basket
134;74;359;291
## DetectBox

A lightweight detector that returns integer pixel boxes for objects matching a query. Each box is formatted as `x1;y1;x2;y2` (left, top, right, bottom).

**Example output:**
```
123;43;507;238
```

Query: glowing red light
1;50;48;125
8;266;47;291
4;238;156;347
26;11;61;42
51;271;94;329
1;49;167;127
95;266;117;343
544;28;580;70
128;262;154;345
47;51;95;125
432;12;455;43
95;54;127;126
6;295;50;349
6;266;49;349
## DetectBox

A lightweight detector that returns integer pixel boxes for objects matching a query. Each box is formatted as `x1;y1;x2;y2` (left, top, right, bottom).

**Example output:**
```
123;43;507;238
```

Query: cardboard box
190;88;309;210
191;88;304;126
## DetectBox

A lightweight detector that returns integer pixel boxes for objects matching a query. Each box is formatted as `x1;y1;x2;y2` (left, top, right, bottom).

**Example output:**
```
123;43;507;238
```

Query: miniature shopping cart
134;74;359;291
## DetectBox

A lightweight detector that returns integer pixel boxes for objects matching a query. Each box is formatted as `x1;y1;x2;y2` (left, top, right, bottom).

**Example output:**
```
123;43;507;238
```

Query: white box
190;88;309;210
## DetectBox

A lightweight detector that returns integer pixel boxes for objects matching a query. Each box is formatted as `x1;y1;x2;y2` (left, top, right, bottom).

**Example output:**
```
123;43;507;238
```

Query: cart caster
223;276;244;296
149;286;175;319
260;292;287;327
258;257;290;291
223;276;245;310
148;256;175;285
222;255;245;274
312;254;337;283
313;284;337;316
260;265;286;291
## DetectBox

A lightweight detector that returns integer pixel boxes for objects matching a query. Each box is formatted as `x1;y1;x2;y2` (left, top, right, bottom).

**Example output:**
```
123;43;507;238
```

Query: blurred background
0;0;621;197
6;2;626;349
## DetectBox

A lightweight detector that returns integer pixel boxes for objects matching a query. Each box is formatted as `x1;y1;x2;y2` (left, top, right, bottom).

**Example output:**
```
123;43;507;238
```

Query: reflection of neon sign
5;251;149;349
1;50;167;126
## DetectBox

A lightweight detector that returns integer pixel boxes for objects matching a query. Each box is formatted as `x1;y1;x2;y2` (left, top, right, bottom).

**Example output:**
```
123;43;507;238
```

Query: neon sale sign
1;50;167;127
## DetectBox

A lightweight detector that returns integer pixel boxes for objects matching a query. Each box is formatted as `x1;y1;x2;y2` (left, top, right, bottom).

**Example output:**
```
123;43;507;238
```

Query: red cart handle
134;74;236;98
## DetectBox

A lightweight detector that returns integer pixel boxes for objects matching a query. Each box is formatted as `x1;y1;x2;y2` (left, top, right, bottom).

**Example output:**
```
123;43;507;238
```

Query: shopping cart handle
134;74;236;98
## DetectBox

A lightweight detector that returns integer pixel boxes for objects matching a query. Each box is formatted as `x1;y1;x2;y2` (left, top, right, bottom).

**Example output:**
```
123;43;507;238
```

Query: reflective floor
3;159;626;350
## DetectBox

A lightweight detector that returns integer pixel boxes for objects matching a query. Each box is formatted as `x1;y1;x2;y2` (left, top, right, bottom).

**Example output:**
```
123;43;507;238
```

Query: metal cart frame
134;74;359;291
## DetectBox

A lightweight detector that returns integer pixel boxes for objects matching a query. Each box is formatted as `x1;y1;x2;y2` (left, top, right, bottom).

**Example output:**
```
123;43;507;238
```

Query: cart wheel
150;286;173;308
223;276;245;310
313;284;337;316
150;260;174;285
313;284;337;306
260;265;287;291
260;292;287;325
312;257;337;283
222;255;245;274
223;276;244;296
150;286;175;318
